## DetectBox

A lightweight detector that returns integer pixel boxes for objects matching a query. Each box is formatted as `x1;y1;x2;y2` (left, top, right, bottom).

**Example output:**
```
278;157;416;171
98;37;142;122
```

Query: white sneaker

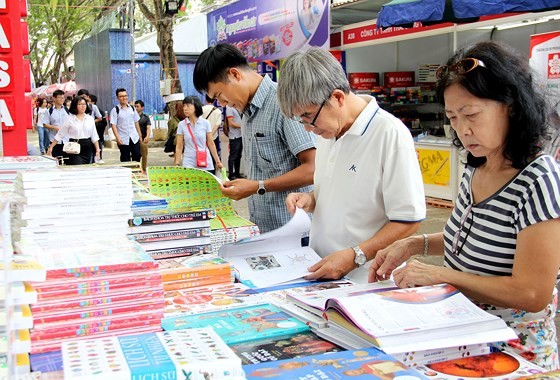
97;159;104;164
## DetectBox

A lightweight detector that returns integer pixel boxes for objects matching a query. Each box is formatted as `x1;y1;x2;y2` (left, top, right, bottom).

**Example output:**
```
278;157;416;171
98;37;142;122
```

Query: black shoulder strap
206;106;218;119
49;107;53;115
115;106;120;115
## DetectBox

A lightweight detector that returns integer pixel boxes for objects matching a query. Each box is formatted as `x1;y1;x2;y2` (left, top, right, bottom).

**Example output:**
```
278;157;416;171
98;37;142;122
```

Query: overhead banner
530;31;560;162
207;0;329;61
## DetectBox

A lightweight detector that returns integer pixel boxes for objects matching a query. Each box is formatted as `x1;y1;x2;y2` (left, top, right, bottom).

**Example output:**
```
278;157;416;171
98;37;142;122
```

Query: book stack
0;156;57;192
17;238;165;354
146;166;260;254
131;178;168;212
11;166;133;243
128;208;214;259
157;254;235;291
61;327;245;380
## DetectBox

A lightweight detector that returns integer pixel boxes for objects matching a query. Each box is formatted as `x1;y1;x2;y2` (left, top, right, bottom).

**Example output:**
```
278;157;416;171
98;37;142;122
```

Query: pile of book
0;156;57;192
17;238;164;354
11;166;133;243
157;254;235;291
146;166;260;254
128;207;214;260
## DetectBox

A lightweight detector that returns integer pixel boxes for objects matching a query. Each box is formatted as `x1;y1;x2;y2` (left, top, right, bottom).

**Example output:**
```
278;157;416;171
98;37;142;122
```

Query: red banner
348;72;379;91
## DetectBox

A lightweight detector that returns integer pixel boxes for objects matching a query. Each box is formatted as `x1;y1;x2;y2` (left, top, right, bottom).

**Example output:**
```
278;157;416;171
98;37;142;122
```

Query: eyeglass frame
451;202;474;256
436;58;486;80
292;98;328;128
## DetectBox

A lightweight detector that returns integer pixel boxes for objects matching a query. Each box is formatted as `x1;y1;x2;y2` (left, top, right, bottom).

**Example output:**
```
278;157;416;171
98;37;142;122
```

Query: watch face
257;188;266;195
355;254;367;266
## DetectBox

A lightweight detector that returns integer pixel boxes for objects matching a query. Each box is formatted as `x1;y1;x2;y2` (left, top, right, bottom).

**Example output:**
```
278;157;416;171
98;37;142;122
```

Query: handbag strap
185;121;202;152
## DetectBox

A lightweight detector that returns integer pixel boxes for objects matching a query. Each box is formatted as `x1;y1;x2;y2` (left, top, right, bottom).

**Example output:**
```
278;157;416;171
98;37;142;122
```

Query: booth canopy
30;81;76;98
377;0;560;28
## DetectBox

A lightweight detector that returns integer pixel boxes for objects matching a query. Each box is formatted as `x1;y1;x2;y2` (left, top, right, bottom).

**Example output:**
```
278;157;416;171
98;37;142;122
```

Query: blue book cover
244;347;429;379
161;303;310;344
30;350;63;373
118;333;178;380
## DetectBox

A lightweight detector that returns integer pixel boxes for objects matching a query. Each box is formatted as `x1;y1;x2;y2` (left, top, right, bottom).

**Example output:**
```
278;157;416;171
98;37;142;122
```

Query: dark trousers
211;136;221;169
228;137;243;178
52;143;65;165
118;138;141;162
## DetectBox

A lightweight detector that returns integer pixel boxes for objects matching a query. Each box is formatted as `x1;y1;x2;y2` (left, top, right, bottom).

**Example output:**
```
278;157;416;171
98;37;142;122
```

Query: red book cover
31;289;164;314
33;299;165;325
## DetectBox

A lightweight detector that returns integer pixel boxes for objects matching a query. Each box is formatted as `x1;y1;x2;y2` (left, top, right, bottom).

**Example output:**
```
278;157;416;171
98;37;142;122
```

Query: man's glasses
436;58;486;80
293;98;327;128
452;203;474;256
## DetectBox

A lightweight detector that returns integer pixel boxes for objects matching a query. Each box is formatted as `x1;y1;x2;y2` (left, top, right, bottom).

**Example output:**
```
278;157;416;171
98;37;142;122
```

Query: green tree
28;0;106;84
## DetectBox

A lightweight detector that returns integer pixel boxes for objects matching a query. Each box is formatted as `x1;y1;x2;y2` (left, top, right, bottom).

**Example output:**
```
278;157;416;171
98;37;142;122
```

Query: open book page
325;284;517;353
219;208;322;288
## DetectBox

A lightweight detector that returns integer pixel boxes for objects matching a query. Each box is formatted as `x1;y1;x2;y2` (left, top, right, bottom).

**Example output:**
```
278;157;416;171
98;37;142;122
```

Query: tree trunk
157;16;182;95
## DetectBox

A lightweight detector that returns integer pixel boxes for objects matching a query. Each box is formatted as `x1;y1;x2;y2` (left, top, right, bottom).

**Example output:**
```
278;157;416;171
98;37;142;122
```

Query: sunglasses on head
436;58;486;80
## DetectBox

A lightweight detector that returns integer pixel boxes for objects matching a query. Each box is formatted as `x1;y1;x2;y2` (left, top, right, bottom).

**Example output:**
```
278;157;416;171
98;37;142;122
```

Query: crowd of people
31;40;560;370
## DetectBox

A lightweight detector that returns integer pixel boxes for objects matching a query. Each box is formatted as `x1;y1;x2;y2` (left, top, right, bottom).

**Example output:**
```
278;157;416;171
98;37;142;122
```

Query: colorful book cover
163;283;261;318
157;254;232;282
145;244;213;259
62;327;243;380
230;331;344;365
129;207;216;226
162;274;234;291
413;351;545;379
244;347;428;379
162;303;310;344
128;219;211;234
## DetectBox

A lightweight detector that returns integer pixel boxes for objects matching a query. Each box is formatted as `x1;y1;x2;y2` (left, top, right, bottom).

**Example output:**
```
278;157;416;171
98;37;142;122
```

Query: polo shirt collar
246;75;273;117
345;95;379;137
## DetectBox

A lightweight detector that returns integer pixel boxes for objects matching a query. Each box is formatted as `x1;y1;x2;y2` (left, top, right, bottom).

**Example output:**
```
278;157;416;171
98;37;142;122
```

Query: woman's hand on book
368;236;418;283
392;260;443;289
304;248;356;280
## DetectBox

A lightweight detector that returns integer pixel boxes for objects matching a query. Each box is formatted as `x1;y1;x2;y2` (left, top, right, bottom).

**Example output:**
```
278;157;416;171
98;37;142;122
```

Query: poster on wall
207;0;329;61
529;31;560;162
417;148;451;187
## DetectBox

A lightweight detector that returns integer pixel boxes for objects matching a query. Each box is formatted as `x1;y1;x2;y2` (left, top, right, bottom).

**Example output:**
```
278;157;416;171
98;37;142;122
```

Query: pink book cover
31;289;164;314
33;273;163;301
30;325;163;354
33;299;166;325
31;311;163;341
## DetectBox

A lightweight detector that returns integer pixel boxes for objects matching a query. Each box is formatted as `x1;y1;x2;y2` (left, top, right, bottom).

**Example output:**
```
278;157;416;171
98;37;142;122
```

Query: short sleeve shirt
226;106;242;140
110;104;140;144
242;75;316;233
48;106;69;144
177;117;214;170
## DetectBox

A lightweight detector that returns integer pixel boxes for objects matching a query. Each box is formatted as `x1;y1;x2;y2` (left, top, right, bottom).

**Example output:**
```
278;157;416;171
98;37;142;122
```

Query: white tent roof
135;14;208;54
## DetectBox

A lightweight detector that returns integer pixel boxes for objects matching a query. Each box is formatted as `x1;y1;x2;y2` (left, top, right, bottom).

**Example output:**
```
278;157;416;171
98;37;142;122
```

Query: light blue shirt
110;104;140;144
48;106;69;144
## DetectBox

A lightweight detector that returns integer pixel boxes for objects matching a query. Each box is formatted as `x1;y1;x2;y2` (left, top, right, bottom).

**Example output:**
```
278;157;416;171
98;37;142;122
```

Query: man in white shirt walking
110;88;142;162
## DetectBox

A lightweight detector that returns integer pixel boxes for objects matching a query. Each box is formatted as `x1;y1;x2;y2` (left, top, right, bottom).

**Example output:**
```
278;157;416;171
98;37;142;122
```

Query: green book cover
161;303;310;345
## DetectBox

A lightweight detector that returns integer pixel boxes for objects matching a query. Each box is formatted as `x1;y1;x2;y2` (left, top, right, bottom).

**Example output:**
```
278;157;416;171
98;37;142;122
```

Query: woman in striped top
369;41;560;370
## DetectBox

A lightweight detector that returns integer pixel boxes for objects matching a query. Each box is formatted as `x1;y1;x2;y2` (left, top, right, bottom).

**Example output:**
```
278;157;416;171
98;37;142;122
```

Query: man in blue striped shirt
194;44;316;234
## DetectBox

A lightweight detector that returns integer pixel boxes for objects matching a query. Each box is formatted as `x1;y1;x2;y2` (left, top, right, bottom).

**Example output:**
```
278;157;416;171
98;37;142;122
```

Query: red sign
0;56;13;92
342;22;454;46
384;71;415;87
348;72;379;91
547;52;560;79
0;17;11;53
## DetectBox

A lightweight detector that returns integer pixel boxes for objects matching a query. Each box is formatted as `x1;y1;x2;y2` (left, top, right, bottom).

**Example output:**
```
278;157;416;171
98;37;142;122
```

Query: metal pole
129;0;136;101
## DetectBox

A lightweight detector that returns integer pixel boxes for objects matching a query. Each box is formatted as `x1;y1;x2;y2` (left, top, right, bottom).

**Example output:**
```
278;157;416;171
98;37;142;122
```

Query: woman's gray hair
277;47;350;118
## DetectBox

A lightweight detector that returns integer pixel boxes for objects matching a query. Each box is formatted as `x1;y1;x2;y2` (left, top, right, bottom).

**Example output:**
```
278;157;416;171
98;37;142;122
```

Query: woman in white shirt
34;98;50;154
174;96;222;174
47;96;100;165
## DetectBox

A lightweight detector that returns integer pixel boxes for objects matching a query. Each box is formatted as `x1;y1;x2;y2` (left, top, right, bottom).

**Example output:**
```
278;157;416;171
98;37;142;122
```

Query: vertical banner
207;0;329;62
530;31;560;162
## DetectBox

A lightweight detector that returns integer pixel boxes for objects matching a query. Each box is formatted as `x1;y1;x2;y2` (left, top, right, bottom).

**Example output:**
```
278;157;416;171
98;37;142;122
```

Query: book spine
146;244;212;259
45;261;158;280
160;265;231;282
129;227;211;243
129;210;215;226
19;167;130;181
162;274;233;291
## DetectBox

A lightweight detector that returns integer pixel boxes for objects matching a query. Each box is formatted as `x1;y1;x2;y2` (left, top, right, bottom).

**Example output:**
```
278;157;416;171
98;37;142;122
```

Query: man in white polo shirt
277;48;426;282
110;88;142;162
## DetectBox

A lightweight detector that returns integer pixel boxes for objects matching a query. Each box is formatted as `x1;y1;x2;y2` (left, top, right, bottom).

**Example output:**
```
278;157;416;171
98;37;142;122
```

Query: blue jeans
37;126;49;154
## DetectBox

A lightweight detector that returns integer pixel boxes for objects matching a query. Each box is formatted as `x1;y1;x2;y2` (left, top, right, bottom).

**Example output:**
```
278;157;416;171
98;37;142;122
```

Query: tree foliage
28;0;108;85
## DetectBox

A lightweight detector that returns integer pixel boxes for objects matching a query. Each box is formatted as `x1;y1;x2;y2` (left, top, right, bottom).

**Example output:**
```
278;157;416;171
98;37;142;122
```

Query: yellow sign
417;148;450;186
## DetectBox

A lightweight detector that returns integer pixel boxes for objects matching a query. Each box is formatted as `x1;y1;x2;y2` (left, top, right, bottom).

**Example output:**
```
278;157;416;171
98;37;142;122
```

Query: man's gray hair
277;47;350;119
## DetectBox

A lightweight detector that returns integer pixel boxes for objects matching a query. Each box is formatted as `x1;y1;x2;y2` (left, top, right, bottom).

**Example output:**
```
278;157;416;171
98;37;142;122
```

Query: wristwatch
257;180;266;195
352;246;367;267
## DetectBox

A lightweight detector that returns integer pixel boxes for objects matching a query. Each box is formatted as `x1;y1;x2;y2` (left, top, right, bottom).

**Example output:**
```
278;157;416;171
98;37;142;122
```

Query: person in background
193;43;316;233
370;41;560;370
110;88;141;162
225;105;243;180
165;102;186;158
43;89;69;164
135;99;151;173
277;48;425;282
47;96;100;165
89;94;107;163
64;96;72;109
34;98;50;154
202;94;223;168
174;96;222;174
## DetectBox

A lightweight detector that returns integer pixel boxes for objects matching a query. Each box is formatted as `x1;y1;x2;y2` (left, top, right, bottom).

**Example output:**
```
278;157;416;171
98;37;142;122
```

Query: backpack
49;106;69;115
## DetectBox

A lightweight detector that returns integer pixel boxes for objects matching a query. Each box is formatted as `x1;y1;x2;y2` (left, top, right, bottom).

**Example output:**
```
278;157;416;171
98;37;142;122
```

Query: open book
218;208;322;288
322;283;517;354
